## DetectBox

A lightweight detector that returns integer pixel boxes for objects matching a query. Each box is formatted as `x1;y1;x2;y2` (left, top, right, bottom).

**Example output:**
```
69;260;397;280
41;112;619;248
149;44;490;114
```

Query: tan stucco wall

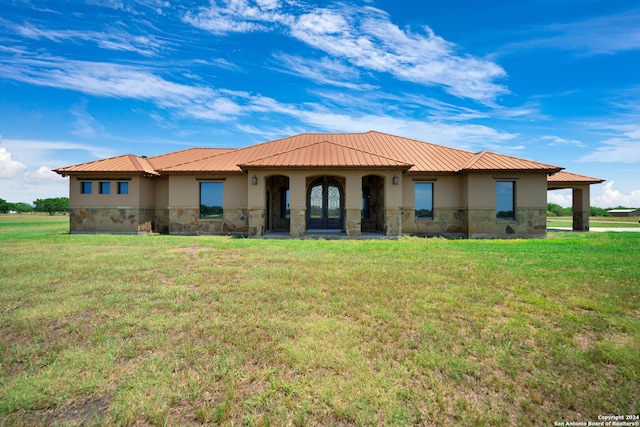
70;176;139;208
167;174;247;208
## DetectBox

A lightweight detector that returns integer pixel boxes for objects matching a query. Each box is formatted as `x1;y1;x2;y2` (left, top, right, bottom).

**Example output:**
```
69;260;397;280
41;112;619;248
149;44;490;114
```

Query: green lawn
1;214;638;426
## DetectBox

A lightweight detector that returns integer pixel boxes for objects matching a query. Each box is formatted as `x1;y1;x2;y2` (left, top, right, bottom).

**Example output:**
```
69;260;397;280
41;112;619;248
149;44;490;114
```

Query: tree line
0;197;69;215
547;203;638;217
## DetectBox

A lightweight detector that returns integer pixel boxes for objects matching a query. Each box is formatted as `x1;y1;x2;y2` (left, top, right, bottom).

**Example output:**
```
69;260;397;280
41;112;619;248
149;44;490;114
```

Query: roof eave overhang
458;168;563;175
238;164;413;171
53;171;159;178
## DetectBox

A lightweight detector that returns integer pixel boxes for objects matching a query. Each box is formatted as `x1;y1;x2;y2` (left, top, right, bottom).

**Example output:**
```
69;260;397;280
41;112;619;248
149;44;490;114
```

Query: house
607;209;640;218
54;131;604;238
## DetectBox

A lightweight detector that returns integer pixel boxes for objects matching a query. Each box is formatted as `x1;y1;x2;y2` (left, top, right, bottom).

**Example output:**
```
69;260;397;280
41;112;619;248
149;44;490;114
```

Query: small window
118;182;129;195
200;182;223;219
280;188;290;219
81;182;92;194
99;182;110;194
415;182;434;220
496;181;515;220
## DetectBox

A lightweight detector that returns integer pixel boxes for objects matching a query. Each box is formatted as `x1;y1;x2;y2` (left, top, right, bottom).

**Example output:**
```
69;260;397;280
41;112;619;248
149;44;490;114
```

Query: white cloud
184;2;507;103
547;189;572;207
541;135;585;147
0;147;28;178
23;166;68;185
592;181;640;208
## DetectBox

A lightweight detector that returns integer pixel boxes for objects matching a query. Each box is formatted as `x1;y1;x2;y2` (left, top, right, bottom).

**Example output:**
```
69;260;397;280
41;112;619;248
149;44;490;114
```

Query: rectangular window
99;182;110;194
415;182;434;220
81;182;92;194
118;182;129;195
496;181;516;220
280;188;290;219
200;182;224;219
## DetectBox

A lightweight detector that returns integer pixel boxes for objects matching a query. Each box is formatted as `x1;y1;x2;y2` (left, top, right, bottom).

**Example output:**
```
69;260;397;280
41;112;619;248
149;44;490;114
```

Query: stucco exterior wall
64;168;551;238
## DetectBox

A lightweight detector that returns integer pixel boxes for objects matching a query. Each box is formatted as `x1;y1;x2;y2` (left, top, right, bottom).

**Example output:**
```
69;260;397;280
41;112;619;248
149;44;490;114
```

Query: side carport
547;171;605;231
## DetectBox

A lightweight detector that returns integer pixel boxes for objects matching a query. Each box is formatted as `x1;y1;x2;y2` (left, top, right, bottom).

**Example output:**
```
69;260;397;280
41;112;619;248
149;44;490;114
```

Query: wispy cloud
271;53;378;91
13;22;165;56
540;135;585;147
184;1;507;103
0;52;514;149
579;123;640;163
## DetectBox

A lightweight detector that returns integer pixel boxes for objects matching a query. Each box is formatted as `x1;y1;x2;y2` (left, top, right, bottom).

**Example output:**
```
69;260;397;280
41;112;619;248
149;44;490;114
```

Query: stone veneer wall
167;207;248;235
344;208;361;237
403;208;467;238
467;208;546;238
69;207;154;234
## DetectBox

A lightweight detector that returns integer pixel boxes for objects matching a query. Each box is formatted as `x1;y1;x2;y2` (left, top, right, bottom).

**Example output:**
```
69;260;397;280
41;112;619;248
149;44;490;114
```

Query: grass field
547;216;640;228
1;214;638;426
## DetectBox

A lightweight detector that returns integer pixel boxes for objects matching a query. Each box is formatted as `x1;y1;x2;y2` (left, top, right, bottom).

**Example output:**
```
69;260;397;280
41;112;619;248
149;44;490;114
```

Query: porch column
572;185;591;231
384;172;403;237
344;173;362;237
247;171;265;236
289;174;306;237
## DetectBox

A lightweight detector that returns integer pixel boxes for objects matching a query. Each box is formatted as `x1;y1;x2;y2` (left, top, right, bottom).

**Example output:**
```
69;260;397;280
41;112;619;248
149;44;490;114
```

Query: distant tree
590;207;610;217
33;197;69;215
0;198;11;213
13;202;34;213
547;203;572;217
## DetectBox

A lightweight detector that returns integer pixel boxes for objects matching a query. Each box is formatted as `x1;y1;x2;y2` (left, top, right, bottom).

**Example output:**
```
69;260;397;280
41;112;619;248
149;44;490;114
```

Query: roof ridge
458;150;488;171
156;147;243;171
238;139;412;167
127;154;150;173
325;139;413;166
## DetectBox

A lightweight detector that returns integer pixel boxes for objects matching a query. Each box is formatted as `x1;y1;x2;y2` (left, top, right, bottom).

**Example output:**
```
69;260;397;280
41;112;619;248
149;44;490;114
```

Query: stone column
345;208;361;237
384;208;402;237
290;208;306;237
248;208;265;236
572;186;590;231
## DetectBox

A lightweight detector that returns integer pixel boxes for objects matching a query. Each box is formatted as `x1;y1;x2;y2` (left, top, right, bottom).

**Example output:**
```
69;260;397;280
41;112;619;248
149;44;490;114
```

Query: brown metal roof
238;140;413;169
54;154;159;176
547;171;605;186
148;148;234;170
460;150;563;174
160;131;474;174
54;131;572;176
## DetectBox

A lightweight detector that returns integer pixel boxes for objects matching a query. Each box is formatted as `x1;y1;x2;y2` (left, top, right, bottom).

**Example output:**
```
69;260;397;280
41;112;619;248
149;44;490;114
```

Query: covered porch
547;171;605;231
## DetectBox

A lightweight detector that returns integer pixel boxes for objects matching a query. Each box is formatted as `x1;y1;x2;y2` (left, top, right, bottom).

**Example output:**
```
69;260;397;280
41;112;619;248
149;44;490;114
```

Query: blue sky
1;0;639;207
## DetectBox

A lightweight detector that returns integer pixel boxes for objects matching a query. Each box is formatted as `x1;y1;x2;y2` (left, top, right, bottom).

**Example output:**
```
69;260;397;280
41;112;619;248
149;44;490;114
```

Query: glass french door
307;178;343;229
